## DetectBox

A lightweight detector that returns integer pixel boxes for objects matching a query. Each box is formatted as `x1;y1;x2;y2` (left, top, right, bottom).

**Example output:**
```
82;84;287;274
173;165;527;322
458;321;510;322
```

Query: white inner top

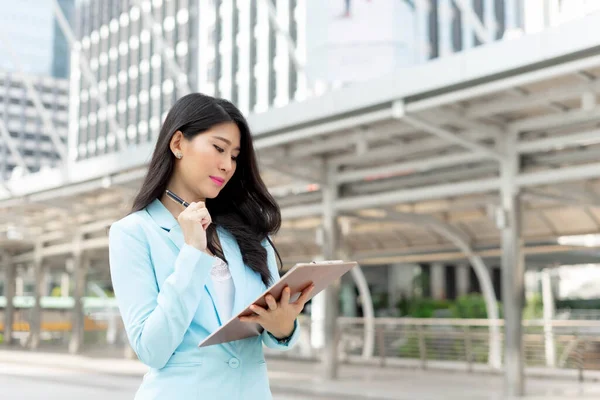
210;257;235;322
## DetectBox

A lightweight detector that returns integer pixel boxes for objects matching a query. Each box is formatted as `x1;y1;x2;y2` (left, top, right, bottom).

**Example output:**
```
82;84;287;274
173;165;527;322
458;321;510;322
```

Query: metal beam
347;165;499;196
334;152;490;184
0;34;67;161
254;109;393;150
516;162;600;187
466;79;600;119
282;157;600;220
133;0;191;95
261;158;324;184
0;118;29;173
330;128;499;167
284;107;501;162
509;104;600;133
517;129;600;154
51;0;127;150
402;115;504;160
286;122;409;159
352;243;594;265
406;54;600;113
523;188;600;207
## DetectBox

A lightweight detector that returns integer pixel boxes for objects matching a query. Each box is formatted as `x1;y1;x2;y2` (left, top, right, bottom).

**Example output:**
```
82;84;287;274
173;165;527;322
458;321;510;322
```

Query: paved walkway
1;347;599;399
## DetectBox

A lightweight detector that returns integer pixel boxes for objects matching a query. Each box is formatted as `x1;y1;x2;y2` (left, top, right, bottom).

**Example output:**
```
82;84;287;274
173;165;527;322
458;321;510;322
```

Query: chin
206;188;222;199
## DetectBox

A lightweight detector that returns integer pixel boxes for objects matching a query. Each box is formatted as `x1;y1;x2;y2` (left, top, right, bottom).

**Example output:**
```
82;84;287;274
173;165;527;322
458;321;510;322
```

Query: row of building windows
72;0;303;160
0;69;70;178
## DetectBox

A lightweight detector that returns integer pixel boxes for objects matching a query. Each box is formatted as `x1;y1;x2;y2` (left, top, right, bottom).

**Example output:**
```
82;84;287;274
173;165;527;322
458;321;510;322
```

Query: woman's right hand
177;201;212;252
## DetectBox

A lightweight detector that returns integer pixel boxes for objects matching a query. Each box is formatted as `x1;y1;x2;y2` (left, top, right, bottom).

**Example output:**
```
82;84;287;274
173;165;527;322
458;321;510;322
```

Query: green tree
450;294;502;319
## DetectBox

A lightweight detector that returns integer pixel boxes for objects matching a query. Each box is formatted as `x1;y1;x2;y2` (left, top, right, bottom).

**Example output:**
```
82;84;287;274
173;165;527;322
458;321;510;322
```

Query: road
0;361;343;400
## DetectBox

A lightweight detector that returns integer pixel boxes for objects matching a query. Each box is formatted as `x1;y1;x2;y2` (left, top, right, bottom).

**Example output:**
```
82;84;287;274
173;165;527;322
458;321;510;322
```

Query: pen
165;189;190;208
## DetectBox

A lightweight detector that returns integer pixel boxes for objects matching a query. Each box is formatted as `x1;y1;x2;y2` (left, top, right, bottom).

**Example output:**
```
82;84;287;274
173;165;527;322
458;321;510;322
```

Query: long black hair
131;93;282;285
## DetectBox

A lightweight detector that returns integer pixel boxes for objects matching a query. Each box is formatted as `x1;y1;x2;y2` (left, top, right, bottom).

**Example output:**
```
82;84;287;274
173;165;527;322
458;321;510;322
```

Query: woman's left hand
239;284;315;339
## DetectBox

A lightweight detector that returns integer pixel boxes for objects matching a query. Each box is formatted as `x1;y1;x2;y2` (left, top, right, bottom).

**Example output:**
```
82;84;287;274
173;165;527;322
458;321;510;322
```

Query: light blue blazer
109;198;300;400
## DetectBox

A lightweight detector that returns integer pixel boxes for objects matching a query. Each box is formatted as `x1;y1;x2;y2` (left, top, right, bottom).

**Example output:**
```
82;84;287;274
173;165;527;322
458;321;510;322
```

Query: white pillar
29;242;44;350
500;130;525;397
430;263;446;300
69;237;87;354
542;269;556;367
322;161;340;379
2;254;15;345
456;263;470;297
310;277;326;350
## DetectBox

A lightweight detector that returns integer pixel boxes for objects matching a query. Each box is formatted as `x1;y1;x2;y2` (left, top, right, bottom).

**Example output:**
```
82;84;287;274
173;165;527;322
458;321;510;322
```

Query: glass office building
0;0;74;79
68;0;523;161
69;0;304;161
0;72;70;180
0;0;73;180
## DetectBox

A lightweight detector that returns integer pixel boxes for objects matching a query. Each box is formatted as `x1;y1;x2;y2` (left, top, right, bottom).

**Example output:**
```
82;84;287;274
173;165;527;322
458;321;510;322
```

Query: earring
175;152;183;159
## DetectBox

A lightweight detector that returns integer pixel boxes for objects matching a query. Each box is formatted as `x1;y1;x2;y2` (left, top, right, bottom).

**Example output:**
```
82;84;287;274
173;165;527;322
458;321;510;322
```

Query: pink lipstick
210;176;224;186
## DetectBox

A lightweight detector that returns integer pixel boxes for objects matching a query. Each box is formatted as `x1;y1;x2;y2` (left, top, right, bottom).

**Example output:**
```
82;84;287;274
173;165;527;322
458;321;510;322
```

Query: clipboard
198;260;357;348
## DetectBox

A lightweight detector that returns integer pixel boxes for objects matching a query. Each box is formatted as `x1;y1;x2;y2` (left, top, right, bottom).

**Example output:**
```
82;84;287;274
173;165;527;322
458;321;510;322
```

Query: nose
219;157;233;173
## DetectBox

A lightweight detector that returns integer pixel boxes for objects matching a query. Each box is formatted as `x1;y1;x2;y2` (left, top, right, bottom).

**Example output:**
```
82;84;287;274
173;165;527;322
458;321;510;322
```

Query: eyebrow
213;136;241;151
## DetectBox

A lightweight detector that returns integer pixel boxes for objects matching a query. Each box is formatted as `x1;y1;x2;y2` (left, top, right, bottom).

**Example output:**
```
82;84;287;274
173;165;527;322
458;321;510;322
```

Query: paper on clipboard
198;260;357;348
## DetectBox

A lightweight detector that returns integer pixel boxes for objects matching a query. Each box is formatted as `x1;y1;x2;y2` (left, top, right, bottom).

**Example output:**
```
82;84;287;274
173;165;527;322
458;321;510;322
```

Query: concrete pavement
0;361;343;400
1;348;600;399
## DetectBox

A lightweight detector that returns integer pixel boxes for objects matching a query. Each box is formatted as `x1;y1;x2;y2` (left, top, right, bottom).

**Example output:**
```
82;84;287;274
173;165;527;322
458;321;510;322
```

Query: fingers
239;315;259;323
187;201;205;210
293;283;315;306
280;286;291;305
249;304;267;316
265;294;278;311
180;206;212;229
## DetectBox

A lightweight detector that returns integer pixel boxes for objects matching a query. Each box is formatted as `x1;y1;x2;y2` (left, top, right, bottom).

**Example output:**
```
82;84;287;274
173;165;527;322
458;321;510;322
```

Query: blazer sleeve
109;219;216;369
260;237;301;350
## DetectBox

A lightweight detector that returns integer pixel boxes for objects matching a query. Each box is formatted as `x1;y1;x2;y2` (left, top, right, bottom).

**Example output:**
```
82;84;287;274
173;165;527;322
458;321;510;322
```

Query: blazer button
228;357;240;369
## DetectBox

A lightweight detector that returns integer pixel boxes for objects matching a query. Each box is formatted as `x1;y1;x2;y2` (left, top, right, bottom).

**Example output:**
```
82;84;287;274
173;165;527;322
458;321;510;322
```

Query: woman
108;93;313;399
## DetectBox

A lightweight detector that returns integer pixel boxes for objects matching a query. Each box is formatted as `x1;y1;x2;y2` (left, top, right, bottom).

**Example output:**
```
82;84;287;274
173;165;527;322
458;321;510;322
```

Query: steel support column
322;161;340;379
500;130;525;397
69;235;87;354
2;254;15;345
28;243;44;349
541;268;556;367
